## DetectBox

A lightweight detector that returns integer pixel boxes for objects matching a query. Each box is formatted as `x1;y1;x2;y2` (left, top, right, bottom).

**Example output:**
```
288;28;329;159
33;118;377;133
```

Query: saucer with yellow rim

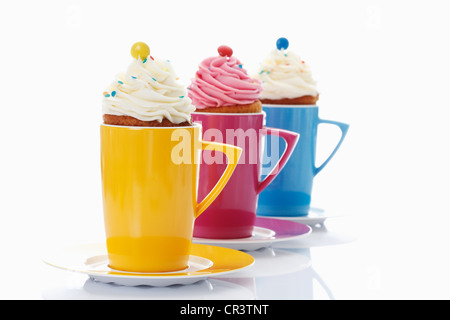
43;243;254;287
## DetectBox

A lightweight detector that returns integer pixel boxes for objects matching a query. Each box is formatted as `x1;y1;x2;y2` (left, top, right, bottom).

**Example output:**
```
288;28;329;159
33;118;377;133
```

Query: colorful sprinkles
259;69;271;75
103;89;118;98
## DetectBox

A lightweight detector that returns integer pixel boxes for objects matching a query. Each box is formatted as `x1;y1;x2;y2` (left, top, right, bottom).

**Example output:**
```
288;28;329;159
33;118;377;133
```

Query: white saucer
193;217;312;251
43;243;254;287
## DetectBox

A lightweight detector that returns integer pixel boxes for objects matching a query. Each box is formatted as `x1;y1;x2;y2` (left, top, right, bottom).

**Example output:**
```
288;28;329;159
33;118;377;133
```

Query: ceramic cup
192;112;299;239
101;123;241;272
257;105;349;217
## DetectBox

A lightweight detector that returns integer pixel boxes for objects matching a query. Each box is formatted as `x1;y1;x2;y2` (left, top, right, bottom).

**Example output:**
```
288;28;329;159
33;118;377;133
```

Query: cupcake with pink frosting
188;45;263;113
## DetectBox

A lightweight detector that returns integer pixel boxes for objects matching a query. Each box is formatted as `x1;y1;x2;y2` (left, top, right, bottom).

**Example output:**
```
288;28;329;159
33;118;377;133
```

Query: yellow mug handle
195;141;242;218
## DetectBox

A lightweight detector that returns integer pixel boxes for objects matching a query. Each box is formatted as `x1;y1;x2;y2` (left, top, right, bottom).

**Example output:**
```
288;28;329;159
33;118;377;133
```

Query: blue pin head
276;37;289;50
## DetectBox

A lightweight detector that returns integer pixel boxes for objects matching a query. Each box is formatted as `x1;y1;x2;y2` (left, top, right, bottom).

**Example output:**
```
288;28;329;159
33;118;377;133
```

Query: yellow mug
101;123;242;273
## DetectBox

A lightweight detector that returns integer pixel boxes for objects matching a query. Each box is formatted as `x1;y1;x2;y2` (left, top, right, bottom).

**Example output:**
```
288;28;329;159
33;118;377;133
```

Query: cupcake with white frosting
103;42;195;127
254;38;319;105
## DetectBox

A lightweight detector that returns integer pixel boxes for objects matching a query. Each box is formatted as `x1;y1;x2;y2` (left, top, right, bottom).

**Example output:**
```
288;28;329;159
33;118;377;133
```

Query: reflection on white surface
215;247;334;300
249;247;334;300
42;273;255;300
40;223;351;300
273;220;358;249
228;247;312;278
42;247;331;300
39;216;366;300
255;266;334;300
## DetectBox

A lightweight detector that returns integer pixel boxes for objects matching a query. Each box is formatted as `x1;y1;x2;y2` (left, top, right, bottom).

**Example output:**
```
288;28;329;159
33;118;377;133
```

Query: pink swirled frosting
188;56;262;109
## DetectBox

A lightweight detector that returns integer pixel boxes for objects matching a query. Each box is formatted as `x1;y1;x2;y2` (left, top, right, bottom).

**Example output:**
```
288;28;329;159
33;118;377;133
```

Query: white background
1;0;449;299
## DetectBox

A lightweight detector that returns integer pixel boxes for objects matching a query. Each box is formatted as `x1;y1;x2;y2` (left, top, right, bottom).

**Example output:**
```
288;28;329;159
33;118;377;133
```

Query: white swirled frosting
103;58;194;124
254;49;318;100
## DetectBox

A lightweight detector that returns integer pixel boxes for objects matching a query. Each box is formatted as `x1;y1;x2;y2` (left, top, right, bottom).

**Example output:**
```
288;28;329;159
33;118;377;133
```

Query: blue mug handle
314;119;350;176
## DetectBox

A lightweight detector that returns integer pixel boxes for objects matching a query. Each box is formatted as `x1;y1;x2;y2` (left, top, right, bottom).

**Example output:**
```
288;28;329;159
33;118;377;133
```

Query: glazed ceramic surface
258;105;349;217
101;124;241;272
43;243;255;287
193;217;312;251
192;112;299;239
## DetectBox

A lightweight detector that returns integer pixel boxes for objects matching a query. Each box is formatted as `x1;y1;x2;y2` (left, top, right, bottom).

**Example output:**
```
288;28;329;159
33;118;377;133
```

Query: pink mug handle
257;127;299;194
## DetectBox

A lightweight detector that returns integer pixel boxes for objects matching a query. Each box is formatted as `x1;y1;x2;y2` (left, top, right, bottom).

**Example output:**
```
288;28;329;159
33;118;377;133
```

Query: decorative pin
131;42;150;61
276;37;289;51
218;45;233;58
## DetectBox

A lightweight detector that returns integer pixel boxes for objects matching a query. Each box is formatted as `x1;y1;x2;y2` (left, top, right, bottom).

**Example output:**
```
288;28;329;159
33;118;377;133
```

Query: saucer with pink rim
193;217;312;251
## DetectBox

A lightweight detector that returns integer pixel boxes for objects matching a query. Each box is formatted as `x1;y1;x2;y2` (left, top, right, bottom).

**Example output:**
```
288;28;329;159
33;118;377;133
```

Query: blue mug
257;105;349;217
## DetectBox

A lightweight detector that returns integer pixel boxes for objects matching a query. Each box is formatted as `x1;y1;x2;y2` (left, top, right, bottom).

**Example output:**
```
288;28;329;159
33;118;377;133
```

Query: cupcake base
261;95;319;105
103;114;192;127
196;100;262;113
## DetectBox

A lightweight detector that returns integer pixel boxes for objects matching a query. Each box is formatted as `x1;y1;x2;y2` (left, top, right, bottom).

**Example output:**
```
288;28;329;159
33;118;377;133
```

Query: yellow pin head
131;42;150;61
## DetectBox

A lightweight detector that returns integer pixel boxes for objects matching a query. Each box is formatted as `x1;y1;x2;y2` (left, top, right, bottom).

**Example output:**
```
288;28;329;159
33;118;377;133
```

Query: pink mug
192;112;299;239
